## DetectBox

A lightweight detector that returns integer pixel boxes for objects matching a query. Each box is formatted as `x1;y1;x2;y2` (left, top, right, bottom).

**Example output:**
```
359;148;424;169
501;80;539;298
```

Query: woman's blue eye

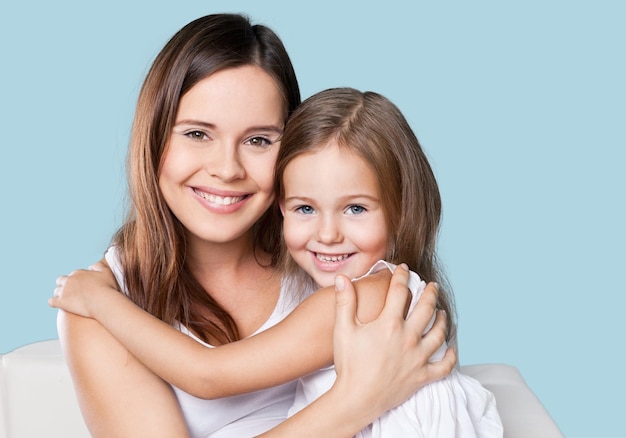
296;205;315;215
347;205;366;215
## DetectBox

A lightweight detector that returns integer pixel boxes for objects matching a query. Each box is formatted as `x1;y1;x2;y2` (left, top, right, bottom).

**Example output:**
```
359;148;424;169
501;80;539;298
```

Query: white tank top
106;247;303;437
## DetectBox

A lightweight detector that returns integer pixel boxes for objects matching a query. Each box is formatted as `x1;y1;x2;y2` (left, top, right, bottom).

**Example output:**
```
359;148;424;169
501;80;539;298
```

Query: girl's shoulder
355;260;425;294
352;260;427;322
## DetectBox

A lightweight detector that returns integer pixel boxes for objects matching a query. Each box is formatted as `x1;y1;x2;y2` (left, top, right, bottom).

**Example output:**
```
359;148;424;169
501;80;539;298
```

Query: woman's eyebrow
174;119;215;128
174;120;283;135
244;125;284;135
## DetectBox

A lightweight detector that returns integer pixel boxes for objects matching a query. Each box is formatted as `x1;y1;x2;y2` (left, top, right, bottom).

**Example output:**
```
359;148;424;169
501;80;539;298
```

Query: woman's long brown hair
113;14;300;344
275;88;456;343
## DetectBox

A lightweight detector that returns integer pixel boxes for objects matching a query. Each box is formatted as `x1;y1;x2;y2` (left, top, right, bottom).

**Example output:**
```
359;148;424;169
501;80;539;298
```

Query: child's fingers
48;295;59;308
50;275;66;308
49;288;61;308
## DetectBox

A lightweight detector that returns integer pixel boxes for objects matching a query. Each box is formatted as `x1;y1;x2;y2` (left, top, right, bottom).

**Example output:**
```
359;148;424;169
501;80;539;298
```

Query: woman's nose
207;143;245;181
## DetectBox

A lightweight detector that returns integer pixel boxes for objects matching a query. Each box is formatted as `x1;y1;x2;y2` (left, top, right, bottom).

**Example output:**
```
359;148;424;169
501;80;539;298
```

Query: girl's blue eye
347;205;366;215
296;205;315;215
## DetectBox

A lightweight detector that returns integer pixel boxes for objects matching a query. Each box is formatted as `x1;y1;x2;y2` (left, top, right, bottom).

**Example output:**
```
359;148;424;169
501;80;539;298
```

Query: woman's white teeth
316;253;349;262
196;189;244;206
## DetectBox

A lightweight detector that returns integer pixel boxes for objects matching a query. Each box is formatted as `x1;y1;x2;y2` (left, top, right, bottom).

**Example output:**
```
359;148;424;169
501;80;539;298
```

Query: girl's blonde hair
275;87;456;342
114;14;300;344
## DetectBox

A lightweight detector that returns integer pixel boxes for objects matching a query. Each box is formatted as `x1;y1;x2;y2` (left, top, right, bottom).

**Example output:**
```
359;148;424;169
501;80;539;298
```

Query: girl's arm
51;262;334;397
50;261;393;398
50;262;450;402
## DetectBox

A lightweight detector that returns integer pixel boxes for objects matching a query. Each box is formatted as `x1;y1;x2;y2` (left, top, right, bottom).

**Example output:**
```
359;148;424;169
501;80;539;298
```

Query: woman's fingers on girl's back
379;263;412;319
406;281;439;335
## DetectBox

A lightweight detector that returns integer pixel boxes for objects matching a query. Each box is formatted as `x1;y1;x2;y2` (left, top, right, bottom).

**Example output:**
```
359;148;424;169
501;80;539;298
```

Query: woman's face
159;66;285;247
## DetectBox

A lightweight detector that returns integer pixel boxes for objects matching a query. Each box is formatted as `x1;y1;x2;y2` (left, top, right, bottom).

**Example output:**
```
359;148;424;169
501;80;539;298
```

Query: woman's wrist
258;379;377;437
323;377;381;434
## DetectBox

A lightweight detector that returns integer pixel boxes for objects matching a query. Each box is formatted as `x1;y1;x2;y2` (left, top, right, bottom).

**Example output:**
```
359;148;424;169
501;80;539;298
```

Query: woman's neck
184;232;280;338
186;231;258;272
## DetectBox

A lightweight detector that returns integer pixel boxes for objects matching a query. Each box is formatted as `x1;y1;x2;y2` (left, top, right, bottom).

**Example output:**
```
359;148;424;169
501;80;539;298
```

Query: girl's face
281;142;388;287
159;66;285;248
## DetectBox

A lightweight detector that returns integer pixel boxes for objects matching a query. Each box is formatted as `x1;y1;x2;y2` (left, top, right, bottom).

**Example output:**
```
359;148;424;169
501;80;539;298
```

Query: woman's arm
50;263;449;401
258;266;457;437
57;307;189;437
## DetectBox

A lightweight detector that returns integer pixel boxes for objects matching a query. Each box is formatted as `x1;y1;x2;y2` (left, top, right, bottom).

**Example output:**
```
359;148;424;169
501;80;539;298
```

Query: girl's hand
331;264;456;425
49;260;119;318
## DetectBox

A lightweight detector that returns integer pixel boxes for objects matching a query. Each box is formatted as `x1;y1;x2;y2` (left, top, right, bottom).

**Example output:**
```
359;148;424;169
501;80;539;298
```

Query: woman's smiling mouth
192;187;248;206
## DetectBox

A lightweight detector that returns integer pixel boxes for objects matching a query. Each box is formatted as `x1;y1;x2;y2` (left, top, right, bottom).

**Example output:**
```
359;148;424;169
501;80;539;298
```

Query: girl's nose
316;216;343;244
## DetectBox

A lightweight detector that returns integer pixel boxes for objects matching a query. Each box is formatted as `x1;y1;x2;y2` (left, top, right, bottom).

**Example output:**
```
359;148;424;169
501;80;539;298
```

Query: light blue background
1;1;624;437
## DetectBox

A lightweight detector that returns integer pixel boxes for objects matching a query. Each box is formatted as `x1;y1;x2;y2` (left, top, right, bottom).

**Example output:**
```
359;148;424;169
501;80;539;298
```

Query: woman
57;13;454;437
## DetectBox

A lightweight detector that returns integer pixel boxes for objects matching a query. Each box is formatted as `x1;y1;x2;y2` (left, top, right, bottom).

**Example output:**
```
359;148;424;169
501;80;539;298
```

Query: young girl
49;88;489;435
50;13;454;437
276;87;503;436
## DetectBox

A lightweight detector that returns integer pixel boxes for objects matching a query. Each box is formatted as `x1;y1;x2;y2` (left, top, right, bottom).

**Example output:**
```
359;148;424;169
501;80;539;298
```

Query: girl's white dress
288;261;504;438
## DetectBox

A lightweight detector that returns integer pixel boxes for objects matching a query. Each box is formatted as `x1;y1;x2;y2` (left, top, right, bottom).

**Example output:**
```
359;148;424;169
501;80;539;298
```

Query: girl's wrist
90;286;118;319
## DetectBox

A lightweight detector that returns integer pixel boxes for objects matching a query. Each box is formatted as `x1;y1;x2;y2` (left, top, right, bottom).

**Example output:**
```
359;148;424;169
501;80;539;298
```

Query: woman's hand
49;260;119;318
332;263;456;426
261;264;457;437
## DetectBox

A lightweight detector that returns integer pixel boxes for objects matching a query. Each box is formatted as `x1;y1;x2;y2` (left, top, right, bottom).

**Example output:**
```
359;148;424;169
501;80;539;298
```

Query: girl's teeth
316;254;349;262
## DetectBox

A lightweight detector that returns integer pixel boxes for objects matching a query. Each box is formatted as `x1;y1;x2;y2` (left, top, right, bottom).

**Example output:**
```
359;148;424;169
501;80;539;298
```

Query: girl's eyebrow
339;194;381;204
283;194;380;203
283;195;314;203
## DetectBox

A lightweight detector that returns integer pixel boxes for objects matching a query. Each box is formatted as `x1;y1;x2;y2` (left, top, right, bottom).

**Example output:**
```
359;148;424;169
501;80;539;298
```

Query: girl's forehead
321;141;371;164
285;143;375;181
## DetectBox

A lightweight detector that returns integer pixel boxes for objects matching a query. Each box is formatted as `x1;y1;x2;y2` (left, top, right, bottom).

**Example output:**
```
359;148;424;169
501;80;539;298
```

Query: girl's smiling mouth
314;252;353;262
